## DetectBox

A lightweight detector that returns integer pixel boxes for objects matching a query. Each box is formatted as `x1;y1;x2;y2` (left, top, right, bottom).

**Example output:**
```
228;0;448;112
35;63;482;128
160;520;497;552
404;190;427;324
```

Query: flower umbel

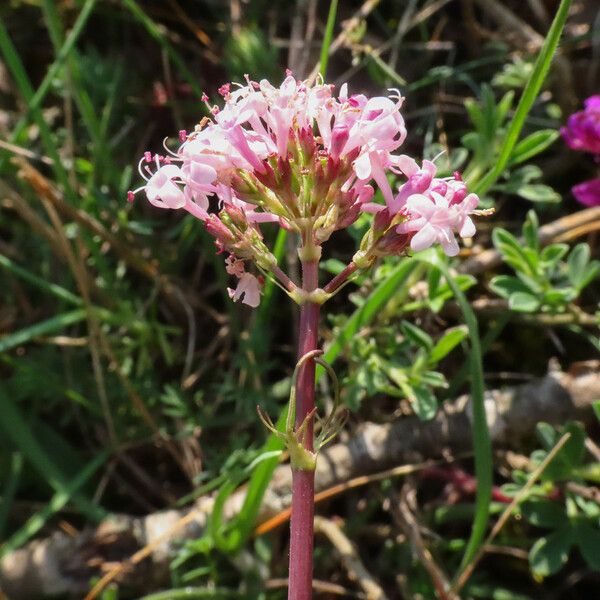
130;73;481;304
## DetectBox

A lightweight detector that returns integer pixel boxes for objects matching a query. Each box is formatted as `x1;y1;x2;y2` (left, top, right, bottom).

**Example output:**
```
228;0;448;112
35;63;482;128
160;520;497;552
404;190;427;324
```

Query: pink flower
130;73;481;305
145;164;186;209
228;272;262;307
225;255;246;277
561;95;600;156
392;162;479;257
572;178;600;207
399;191;478;256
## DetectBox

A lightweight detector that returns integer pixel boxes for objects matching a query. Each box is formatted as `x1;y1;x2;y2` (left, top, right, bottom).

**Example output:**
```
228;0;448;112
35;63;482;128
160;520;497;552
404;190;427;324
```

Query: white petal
440;229;459;256
410;223;437;252
459;217;476;238
406;194;436;218
353;152;372;180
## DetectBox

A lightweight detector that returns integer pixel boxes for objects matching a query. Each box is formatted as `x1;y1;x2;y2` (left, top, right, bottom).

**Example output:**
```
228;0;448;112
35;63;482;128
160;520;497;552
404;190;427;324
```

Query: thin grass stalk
472;0;572;195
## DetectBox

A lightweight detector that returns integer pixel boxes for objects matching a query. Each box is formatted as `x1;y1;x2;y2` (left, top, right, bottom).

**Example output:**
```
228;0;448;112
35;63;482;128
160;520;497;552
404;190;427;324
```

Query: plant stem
323;260;358;295
288;258;320;600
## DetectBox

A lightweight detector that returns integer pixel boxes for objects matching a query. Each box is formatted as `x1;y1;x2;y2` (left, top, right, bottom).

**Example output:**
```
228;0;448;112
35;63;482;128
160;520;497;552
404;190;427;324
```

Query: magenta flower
572;178;600;207
561;95;600;155
562;95;600;207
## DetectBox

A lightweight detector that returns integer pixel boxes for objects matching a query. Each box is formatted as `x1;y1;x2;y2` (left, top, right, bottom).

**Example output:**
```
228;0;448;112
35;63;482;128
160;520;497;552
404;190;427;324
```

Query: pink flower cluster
130;73;480;305
363;157;478;257
561;95;600;207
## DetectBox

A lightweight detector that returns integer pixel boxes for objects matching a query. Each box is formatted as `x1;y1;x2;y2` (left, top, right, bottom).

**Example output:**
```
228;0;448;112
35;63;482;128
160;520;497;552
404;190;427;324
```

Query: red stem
322;260;358;295
288;258;319;600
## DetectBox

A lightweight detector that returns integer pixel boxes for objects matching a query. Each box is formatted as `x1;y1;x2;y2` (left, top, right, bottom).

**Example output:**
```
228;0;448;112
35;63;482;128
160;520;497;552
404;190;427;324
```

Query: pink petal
406;193;436;219
410;223;437;252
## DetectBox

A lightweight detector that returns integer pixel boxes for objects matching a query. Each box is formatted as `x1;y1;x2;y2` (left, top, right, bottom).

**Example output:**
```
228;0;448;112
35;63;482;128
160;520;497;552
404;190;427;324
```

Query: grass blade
0;453;23;539
319;0;339;78
0;309;87;353
0;450;109;558
121;0;203;97
0;253;83;307
414;253;492;573
0;0;97;183
472;0;572;195
0;389;107;523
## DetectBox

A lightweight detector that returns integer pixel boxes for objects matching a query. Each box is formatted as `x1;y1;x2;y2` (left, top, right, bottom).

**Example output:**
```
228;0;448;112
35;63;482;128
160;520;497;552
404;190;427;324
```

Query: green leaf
319;259;417;377
529;527;573;577
535;422;557;448
489;275;535;299
540;244;569;266
492;228;534;274
465;97;485;132
567;243;590;287
400;321;433;350
543;287;577;306
523;210;540;250
521;499;565;528
516;184;561;204
593;401;600;423
429;327;468;363
577;524;600;571
567;244;600;290
535;422;586;481
420;370;448;388
509;129;559;165
509;292;540;313
412;385;438;421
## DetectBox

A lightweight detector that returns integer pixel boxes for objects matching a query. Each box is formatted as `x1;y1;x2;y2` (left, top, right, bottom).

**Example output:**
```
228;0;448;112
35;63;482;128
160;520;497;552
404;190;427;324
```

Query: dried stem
314;516;388;600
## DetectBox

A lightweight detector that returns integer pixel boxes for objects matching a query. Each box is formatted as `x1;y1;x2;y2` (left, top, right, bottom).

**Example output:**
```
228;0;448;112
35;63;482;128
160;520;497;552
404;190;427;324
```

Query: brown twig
254;457;461;537
314;516;389;600
392;485;459;600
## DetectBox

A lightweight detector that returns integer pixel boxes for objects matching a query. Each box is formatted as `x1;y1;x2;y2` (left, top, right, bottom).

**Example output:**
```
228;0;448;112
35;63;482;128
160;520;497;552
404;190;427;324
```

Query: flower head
562;96;600;207
130;73;481;306
561;95;600;156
